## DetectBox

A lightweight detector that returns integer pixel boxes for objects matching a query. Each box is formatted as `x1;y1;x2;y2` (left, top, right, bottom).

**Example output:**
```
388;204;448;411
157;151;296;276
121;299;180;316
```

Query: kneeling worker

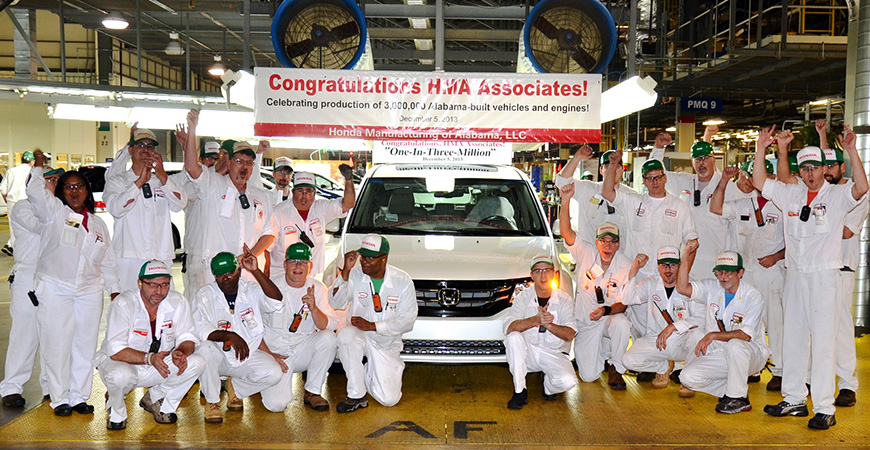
330;234;417;413
260;243;339;412
192;251;284;423
504;255;578;409
676;242;769;414
96;261;205;430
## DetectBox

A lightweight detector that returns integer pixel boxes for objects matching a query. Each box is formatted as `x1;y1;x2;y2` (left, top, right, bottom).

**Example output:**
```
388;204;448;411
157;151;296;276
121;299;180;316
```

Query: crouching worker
330;234;417;413
676;241;769;414
96;260;205;430
193;251;284;423
260;243;339;412
504;255;578;409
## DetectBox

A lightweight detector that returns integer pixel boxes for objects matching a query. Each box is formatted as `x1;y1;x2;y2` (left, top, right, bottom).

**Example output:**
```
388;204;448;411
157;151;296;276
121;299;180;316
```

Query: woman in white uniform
27;151;121;416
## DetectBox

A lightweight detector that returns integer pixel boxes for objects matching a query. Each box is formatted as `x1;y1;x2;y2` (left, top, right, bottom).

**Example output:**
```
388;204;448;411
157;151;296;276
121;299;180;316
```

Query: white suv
333;163;571;363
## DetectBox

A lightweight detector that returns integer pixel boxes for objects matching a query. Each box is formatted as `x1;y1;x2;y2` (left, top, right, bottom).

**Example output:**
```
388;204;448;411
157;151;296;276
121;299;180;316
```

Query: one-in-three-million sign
254;68;601;143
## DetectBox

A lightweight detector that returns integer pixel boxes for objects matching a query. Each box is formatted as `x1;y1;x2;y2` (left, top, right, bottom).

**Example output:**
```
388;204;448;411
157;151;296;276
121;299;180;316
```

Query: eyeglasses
658;262;678;269
597;238;619;246
134;142;156;150
360;254;385;262
285;260;310;266
825;163;841;168
800;165;822;173
643;174;665;183
293;188;316;195
694;155;713;163
232;158;255;167
201;155;219;162
532;268;554;275
713;270;737;277
141;279;170;289
63;183;85;190
45;177;59;183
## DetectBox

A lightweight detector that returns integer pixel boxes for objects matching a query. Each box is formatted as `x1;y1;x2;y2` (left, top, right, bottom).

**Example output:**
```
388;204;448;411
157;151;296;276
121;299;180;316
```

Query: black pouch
142;183;153;199
239;193;250;209
28;291;38;307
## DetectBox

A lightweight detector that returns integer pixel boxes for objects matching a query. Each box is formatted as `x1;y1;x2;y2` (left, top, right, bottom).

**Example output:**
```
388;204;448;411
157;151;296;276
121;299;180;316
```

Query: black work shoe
71;402;94;414
715;396;752;414
808;413;836;430
2;245;13;256
747;373;761;383
607;365;626;390
636;372;655;382
767;375;782;392
336;396;369;413
54;404;73;416
835;389;856;407
764;401;809;417
670;369;682;384
542;392;557;401
507;389;528;409
105;407;126;430
2;393;25;408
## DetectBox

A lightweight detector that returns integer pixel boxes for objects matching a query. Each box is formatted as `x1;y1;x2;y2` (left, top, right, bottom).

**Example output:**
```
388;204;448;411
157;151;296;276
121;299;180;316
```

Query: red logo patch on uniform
652;294;662;303
665;209;677;217
358;292;368;299
133;329;148;337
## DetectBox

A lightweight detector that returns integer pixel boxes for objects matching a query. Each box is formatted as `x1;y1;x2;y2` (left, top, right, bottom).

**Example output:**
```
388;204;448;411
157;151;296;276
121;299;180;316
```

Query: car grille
413;277;530;317
402;339;505;356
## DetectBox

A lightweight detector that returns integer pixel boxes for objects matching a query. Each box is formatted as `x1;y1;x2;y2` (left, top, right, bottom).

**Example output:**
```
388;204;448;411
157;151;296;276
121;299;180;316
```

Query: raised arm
710;166;738;216
601;150;622;203
180;109;202;179
840;125;869;200
775;129;798;184
815;119;829;150
559;144;593;180
558;183;576;246
676;239;698;298
338;163;356;213
754;126;777;191
703;125;719;143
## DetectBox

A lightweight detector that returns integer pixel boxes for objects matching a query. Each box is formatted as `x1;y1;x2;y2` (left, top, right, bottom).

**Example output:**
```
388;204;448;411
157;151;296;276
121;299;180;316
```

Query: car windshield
348;177;547;236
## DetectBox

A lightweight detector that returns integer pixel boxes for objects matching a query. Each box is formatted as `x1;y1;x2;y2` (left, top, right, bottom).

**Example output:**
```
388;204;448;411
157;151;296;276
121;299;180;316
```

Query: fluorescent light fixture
410;18;428;29
198;110;255;138
149;0;177;14
220;69;255;110
208;55;226;77
702;119;725;126
665;126;676;132
165;32;185;56
102;12;129;30
414;39;432;51
600;75;658;123
407;0;425;4
129;107;190;130
50;104;131;122
809;97;843;106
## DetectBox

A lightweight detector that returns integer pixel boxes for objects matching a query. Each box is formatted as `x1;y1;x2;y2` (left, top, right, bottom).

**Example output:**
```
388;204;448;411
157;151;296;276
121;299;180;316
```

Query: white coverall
503;285;578;395
186;167;275;282
170;167;209;299
260;277;338;412
0;199;48;397
621;274;703;375
192;281;284;404
104;149;188;291
329;265;417;406
565;238;633;382
679;279;769;399
720;193;786;376
269;198;344;279
269;187;290;206
95;290;205;423
553;175;631;245
26;167;121;409
0;162;32;248
649;147;742;278
835;182;869;393
762;179;860;415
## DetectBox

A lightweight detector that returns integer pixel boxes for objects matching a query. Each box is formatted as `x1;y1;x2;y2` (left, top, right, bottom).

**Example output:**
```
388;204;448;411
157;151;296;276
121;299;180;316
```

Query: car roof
367;163;526;181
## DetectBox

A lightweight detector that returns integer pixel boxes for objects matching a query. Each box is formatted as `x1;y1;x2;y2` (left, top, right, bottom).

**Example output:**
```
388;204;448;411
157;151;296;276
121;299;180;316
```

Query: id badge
813;204;826;226
61;213;83;246
387;296;399;311
240;308;258;330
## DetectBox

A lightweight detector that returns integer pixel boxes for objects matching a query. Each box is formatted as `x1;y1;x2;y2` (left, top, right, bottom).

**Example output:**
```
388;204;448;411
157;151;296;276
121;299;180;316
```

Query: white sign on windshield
372;140;512;165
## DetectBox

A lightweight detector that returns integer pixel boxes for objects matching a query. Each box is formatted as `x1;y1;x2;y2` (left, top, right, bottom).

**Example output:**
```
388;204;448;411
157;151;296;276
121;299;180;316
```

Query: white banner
254;68;601;143
373;140;512;165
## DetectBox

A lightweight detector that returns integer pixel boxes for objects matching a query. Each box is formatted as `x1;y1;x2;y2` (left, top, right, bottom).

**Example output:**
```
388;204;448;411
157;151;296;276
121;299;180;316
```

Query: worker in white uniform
104;128;188;292
676;243;769;414
329;234;417;412
258;243;338;412
170;137;222;300
0;167;62;408
96;260;205;430
622;246;703;389
710;161;786;391
756;125;868;430
554;145;632;244
27;150;121;416
649;132;742;279
183;112;275;283
270;156;294;205
192;251;284;423
0;150;35;256
270;168;355;279
503;254;578;409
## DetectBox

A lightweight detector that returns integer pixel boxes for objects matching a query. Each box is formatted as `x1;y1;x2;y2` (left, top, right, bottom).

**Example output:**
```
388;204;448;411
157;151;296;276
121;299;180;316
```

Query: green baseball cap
292;172;316;189
530;254;554;271
657;246;680;265
691;141;714;159
129;129;159;147
796;146;825;167
200;141;220;157
44;167;65;177
596;222;619;240
788;155;799;173
22;151;34;162
210;252;239;276
358;234;390;257
139;259;172;279
285;242;312;261
823;148;844;164
713;251;743;272
641;159;664;175
599;150;616;166
740;159;773;176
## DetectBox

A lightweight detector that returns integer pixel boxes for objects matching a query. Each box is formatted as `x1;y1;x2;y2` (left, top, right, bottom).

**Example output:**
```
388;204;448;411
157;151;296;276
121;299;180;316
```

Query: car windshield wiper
454;228;534;237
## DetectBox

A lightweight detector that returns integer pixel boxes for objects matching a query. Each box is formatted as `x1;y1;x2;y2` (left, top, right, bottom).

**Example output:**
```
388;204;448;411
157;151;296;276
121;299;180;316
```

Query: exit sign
681;97;724;113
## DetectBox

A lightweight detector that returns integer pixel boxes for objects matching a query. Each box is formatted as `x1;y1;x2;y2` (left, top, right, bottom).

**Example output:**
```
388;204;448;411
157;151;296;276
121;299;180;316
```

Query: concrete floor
0;218;869;449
